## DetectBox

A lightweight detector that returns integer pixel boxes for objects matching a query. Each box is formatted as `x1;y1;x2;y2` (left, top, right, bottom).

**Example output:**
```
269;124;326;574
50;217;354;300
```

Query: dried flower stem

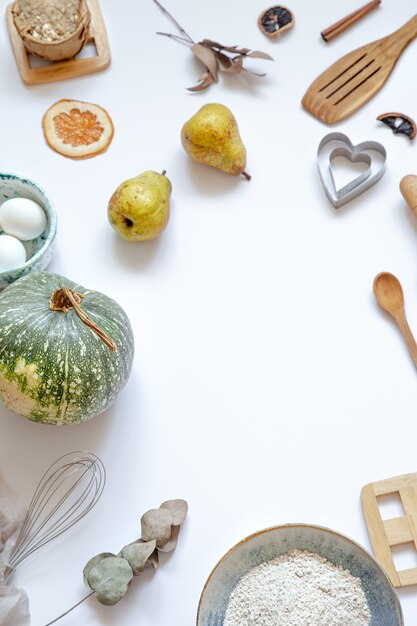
156;31;192;46
152;0;194;43
44;591;95;626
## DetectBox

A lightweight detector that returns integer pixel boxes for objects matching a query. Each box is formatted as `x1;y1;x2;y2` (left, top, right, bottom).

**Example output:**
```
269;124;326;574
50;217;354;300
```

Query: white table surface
2;0;417;624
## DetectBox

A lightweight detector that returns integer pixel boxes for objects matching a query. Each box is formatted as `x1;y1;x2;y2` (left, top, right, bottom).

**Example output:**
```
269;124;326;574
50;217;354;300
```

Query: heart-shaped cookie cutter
317;132;387;208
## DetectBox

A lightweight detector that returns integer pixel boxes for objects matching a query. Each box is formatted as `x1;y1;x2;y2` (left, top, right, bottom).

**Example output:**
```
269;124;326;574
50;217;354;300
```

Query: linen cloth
0;471;30;626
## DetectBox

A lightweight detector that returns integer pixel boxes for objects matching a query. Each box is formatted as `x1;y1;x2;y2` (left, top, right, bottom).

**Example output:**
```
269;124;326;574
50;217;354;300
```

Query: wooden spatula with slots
302;14;417;124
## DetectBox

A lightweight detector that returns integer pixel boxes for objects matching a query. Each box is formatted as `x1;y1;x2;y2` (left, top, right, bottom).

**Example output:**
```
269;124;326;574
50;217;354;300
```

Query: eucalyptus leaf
223;57;243;74
141;508;172;547
146;548;159;569
213;43;240;53
247;50;274;60
87;556;133;606
200;38;229;50
157;523;181;553
136;539;160;569
191;44;218;81
83;553;116;588
160;499;188;526
121;540;156;575
214;50;232;71
187;71;214;92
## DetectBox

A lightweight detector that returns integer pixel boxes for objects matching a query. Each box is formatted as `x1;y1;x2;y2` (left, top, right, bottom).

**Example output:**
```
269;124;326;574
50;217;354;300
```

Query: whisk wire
7;452;105;573
22;462;98;547
11;462;98;566
11;463;87;560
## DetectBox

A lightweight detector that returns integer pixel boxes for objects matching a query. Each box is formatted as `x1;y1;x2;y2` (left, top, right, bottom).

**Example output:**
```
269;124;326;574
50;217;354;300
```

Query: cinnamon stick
321;0;381;43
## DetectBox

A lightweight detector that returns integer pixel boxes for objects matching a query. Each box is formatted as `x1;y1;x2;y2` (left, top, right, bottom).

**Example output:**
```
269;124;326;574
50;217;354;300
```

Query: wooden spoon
373;272;417;369
302;14;417;124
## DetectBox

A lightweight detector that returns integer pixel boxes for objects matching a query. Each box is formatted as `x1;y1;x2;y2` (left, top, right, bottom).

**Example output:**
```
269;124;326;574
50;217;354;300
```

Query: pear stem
241;171;251;181
161;170;167;176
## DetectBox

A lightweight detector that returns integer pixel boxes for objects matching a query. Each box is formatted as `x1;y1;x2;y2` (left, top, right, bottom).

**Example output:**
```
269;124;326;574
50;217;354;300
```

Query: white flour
223;549;371;625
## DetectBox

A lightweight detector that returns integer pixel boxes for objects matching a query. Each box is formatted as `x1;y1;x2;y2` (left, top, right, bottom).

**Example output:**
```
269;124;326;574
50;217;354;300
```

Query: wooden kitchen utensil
362;472;417;587
400;175;417;217
6;0;110;85
302;14;417;124
373;272;417;370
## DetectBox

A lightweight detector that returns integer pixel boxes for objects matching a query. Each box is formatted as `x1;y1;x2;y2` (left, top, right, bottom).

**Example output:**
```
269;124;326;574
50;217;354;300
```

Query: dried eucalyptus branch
151;0;274;91
44;499;188;625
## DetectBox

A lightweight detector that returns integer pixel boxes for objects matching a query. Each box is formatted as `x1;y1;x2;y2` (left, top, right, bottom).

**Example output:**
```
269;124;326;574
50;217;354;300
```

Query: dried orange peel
42;99;114;159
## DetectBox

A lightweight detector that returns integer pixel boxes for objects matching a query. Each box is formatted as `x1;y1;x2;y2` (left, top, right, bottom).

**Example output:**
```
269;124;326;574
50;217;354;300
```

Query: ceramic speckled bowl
0;173;57;288
197;524;403;626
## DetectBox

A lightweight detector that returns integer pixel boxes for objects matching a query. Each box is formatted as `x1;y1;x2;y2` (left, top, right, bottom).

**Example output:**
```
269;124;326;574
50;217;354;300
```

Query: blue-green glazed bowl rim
0;172;57;278
196;523;404;626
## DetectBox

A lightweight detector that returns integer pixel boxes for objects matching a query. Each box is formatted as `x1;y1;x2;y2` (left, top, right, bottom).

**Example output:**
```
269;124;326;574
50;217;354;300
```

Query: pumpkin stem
50;287;117;352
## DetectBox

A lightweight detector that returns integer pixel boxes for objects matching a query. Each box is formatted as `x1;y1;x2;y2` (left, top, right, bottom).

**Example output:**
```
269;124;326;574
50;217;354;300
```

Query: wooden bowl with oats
12;0;90;62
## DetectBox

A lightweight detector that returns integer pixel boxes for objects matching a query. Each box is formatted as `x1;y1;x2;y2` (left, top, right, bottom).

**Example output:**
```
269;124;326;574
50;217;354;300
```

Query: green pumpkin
0;271;134;425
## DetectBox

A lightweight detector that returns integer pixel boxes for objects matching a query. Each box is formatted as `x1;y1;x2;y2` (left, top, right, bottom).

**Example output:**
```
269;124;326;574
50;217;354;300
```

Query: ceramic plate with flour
197;524;403;626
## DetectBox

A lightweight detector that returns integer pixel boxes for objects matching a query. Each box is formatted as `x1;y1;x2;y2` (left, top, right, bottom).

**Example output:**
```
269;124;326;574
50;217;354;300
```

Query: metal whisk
6;451;106;577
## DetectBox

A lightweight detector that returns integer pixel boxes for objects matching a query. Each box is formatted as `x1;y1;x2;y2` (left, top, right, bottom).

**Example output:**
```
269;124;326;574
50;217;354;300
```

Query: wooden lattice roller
361;472;417;587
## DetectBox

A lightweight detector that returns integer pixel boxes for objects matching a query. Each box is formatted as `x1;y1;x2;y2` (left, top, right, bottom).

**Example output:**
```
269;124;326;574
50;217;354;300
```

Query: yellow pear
108;170;172;241
181;104;250;179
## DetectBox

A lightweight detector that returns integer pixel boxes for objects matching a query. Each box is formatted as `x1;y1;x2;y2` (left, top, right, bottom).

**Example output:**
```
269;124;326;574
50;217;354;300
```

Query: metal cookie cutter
317;132;387;208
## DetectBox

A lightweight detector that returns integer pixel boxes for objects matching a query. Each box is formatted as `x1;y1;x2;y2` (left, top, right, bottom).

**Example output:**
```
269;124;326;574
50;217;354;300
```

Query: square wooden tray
361;472;417;587
6;0;110;85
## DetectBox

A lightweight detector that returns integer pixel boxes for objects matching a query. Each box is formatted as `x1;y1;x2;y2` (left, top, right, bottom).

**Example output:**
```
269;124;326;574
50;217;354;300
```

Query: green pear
181;103;250;179
108;171;172;242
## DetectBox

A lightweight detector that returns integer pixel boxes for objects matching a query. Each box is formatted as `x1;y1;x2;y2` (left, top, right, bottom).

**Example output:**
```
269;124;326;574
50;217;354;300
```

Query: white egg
0;197;47;241
0;235;26;270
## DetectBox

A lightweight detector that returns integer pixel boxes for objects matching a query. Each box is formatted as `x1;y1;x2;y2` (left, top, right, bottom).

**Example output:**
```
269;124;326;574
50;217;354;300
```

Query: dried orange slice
42;99;114;159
